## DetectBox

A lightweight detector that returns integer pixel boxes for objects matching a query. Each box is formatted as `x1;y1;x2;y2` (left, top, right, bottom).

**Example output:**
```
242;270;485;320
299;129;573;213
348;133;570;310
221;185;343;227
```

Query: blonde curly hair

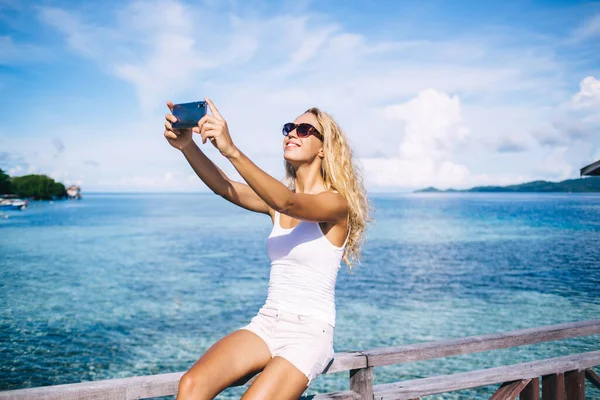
283;107;374;273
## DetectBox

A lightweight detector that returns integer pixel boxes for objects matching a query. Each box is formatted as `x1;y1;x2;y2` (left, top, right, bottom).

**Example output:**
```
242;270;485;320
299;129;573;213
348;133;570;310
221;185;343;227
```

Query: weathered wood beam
301;390;363;399
350;367;373;400
519;377;540;400
490;379;531;400
564;370;584;400
364;319;600;368
0;371;184;400
584;368;600;390
542;373;564;400
373;351;600;400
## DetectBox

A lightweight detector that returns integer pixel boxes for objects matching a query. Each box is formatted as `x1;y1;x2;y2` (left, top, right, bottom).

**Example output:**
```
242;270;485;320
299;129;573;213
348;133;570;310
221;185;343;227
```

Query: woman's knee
177;371;211;400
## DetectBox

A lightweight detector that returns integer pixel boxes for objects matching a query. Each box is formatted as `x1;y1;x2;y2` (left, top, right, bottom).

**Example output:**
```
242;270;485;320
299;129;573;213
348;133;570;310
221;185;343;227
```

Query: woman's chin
283;154;301;164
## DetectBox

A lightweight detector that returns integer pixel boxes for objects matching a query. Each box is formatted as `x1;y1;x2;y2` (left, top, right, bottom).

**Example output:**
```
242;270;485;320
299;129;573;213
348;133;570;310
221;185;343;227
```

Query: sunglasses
282;122;324;141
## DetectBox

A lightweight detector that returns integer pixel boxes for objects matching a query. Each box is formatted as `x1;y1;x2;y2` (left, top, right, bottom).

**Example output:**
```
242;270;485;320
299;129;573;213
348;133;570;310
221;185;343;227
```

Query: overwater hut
581;159;600;176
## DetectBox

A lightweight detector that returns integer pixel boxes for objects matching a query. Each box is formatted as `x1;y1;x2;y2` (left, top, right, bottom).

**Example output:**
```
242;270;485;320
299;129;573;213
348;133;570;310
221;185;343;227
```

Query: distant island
415;177;600;193
0;168;69;200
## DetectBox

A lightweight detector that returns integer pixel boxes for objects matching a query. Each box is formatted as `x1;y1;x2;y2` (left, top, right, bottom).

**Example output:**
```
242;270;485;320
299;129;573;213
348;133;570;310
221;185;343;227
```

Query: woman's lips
285;142;301;149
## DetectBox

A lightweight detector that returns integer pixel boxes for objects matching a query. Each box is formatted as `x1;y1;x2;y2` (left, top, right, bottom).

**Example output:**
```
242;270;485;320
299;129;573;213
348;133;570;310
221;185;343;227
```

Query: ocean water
1;192;599;399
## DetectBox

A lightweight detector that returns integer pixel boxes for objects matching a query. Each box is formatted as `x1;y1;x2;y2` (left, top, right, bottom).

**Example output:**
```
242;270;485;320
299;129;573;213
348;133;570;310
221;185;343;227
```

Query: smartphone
171;101;208;129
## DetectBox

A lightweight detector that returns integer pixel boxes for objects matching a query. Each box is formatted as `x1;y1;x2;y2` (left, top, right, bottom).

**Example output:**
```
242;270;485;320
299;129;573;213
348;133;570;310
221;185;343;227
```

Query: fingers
197;114;218;126
166;100;174;111
164;120;179;134
205;97;223;119
164;130;177;140
200;121;215;144
194;114;218;138
196;114;210;128
165;112;177;123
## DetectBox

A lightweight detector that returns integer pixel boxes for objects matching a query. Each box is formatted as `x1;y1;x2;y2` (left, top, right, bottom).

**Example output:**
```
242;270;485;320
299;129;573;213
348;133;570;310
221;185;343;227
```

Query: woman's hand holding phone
164;97;238;158
164;100;194;151
193;98;238;159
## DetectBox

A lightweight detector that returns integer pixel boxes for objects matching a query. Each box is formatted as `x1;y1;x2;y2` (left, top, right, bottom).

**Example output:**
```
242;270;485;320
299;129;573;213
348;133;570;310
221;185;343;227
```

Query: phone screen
172;101;208;129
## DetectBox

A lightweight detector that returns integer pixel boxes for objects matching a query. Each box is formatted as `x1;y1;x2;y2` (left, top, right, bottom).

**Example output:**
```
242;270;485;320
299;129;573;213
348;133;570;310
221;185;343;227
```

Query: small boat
0;198;28;210
67;185;82;199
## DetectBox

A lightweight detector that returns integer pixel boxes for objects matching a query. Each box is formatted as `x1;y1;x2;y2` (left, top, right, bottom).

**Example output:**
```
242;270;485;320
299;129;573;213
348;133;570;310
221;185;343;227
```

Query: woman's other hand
164;100;194;151
193;98;238;159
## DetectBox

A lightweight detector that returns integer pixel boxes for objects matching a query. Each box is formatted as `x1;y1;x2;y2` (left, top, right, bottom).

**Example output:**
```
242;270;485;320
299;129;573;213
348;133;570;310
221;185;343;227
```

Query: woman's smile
285;141;301;150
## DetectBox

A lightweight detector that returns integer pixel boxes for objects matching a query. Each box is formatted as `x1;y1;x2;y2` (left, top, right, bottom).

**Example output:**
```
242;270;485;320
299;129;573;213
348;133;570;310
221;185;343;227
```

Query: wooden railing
1;319;599;400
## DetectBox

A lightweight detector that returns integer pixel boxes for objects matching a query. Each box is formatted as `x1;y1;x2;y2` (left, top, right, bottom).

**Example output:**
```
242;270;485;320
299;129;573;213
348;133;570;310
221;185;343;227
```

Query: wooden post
490;379;530;400
520;377;540;400
350;367;373;400
542;373;565;400
585;369;600;390
564;370;584;400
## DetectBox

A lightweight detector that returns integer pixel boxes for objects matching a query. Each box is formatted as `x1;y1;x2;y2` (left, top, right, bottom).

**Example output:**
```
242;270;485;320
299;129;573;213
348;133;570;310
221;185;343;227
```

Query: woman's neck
293;165;326;194
293;178;327;194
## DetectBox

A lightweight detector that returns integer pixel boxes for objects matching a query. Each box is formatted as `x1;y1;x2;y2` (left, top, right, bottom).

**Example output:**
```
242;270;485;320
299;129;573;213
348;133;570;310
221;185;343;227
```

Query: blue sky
0;0;599;192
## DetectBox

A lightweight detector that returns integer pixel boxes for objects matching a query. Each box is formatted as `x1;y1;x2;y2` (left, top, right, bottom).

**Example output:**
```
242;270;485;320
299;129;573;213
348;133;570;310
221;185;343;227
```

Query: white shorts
238;306;335;387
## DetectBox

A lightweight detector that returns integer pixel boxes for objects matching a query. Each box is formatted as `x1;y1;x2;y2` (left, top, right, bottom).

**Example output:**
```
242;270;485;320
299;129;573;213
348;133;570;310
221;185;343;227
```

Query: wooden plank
301;390;362;399
0;371;183;400
520;377;540;400
364;319;600;368
585;368;600;390
490;379;531;400
564;370;584;400
350;367;373;400
372;350;600;400
327;351;369;373
0;352;367;400
542;373;564;400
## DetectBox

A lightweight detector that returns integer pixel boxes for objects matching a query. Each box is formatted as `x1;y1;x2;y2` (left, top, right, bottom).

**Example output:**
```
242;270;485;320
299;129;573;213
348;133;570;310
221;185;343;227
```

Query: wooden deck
1;319;599;399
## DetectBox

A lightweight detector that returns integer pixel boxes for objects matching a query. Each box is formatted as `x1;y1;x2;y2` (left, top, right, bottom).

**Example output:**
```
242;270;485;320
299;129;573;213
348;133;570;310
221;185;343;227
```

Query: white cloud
532;76;600;147
494;136;531;153
540;147;574;180
571;76;600;110
362;89;472;189
8;164;24;176
572;13;600;41
0;35;47;65
8;1;594;192
38;1;222;113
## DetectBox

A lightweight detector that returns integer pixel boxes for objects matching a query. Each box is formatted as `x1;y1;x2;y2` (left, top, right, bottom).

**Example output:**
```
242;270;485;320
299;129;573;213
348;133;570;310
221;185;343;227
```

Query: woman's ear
318;147;325;159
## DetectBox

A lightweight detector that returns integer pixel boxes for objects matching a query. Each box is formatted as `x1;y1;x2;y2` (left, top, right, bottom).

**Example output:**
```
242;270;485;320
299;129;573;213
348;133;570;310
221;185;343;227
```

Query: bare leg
176;329;272;400
240;356;310;400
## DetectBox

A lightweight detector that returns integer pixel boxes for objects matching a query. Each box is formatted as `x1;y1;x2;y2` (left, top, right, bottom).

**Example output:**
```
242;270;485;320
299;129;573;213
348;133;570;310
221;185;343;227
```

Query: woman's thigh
240;356;310;400
178;329;272;399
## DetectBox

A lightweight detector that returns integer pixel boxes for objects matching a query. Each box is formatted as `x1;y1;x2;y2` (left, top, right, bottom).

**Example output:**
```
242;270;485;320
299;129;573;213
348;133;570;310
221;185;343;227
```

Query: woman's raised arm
181;142;270;215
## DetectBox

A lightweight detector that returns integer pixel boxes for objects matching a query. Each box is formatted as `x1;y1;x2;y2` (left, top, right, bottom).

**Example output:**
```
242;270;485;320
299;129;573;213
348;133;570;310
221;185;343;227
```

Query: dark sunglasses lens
296;124;312;137
282;123;295;136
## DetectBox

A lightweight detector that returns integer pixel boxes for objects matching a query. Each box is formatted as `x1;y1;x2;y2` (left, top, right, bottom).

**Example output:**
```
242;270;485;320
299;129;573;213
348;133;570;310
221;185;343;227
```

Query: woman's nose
287;129;299;139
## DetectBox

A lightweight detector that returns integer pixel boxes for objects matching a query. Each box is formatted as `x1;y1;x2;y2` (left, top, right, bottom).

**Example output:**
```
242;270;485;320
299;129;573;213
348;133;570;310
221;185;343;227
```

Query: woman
164;98;371;399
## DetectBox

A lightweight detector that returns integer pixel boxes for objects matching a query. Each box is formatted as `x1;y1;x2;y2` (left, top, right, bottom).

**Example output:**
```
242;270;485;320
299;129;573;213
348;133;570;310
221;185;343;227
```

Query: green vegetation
415;177;600;193
0;168;67;200
0;168;12;195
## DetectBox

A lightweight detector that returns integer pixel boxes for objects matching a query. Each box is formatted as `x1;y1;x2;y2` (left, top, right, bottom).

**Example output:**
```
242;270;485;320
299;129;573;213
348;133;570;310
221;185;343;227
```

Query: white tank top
263;210;349;327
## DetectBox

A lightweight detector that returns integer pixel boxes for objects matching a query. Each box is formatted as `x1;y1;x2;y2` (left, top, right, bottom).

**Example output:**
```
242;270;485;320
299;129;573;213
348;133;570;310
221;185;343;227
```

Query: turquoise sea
1;192;599;399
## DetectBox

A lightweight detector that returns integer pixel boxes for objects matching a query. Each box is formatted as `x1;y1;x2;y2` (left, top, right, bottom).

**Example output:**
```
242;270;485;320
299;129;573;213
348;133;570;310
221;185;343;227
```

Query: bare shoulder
328;189;346;203
326;189;349;223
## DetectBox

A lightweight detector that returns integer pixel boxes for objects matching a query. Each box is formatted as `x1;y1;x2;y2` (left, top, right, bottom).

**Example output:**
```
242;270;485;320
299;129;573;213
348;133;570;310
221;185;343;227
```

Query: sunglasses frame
282;122;324;141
